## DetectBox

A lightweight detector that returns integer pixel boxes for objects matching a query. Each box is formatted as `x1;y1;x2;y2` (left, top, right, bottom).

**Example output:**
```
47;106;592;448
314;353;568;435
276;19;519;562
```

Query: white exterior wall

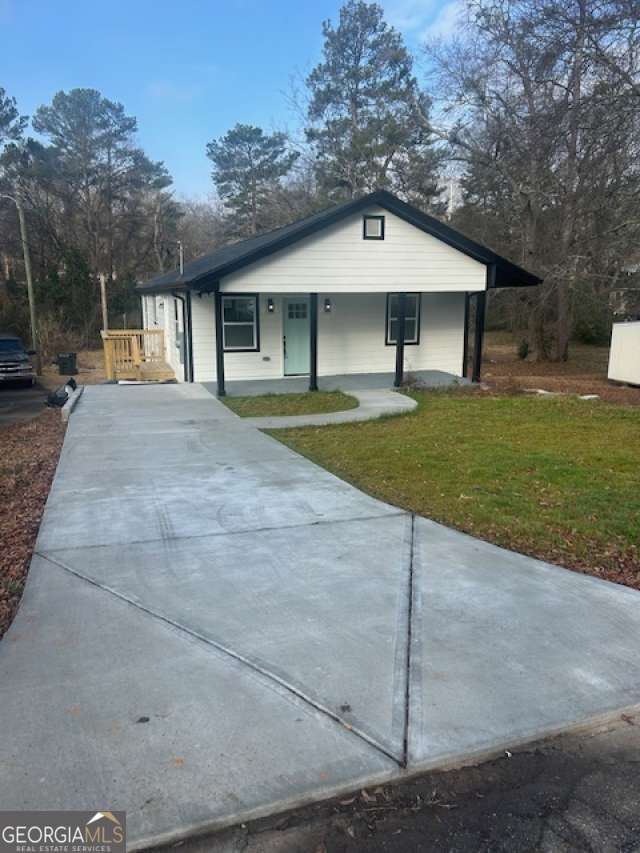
143;205;481;382
608;321;640;385
223;207;486;294
184;292;466;382
161;295;183;379
191;293;216;382
318;292;465;376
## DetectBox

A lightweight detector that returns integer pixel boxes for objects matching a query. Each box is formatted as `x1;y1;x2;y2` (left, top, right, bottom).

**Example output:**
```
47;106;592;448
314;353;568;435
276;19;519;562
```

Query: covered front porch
209;288;488;397
203;369;467;397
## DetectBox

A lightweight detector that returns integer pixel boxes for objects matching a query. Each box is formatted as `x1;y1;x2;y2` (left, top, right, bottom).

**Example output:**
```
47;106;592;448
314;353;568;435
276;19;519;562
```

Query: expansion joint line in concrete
39;511;408;557
402;513;416;769
37;551;404;769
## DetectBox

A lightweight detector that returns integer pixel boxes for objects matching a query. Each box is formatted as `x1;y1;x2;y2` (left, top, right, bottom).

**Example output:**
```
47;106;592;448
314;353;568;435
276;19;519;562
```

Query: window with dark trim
385;293;421;345
363;215;385;240
222;294;260;351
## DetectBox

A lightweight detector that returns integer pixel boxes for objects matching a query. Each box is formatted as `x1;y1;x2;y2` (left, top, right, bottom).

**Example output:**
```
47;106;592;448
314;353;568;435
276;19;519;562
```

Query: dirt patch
40;348;106;391
482;335;640;406
0;410;65;638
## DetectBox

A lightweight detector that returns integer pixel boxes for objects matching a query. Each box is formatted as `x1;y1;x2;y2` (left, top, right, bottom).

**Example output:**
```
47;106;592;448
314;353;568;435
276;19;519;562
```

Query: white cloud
383;0;463;42
421;0;465;40
146;80;201;103
383;0;437;33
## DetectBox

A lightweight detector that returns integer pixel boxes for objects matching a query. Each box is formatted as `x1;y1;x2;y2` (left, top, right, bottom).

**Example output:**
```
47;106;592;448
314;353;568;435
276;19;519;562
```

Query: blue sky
1;0;459;197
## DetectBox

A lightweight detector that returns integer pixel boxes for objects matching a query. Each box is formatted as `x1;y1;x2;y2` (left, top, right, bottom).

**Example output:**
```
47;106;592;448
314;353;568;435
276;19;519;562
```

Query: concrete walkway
241;388;416;429
2;384;640;851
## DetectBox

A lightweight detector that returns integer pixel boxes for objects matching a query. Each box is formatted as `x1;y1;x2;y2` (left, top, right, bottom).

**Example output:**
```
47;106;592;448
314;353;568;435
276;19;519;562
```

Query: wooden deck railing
101;329;174;381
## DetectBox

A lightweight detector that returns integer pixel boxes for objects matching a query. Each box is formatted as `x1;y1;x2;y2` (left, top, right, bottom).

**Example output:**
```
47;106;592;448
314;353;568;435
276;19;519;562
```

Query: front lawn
272;391;640;589
224;390;358;418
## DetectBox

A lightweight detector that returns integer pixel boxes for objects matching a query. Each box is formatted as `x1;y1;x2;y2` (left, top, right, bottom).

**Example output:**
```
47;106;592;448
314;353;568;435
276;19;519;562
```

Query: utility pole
178;240;184;276
99;273;109;331
1;192;40;374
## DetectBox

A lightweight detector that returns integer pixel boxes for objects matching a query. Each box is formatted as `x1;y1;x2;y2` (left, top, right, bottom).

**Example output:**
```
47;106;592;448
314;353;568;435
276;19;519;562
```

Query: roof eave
136;278;189;294
137;188;542;292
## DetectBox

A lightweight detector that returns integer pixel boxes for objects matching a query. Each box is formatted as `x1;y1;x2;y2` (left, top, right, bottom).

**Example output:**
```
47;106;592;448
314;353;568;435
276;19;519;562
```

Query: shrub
572;287;612;346
518;338;529;360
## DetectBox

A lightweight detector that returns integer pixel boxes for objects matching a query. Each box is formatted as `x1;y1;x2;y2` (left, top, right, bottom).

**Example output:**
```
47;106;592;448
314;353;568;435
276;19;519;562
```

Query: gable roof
138;189;542;293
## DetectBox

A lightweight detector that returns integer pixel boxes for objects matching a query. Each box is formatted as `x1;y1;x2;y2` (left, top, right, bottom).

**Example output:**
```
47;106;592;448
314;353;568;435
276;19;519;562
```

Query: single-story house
138;190;541;395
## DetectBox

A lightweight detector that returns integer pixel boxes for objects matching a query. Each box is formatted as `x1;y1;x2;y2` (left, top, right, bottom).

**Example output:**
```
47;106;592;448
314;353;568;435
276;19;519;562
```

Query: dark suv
0;335;36;386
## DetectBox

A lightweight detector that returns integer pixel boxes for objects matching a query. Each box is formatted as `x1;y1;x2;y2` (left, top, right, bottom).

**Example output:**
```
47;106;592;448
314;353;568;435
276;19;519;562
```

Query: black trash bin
56;352;78;376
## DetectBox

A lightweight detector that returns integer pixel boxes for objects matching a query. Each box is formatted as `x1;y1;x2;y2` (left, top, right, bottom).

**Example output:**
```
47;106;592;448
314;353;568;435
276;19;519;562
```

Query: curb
61;385;84;422
129;704;640;851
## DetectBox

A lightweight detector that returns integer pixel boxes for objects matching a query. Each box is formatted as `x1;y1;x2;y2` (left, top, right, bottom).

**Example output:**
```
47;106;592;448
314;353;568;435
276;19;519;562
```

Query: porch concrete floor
203;369;466;397
1;383;640;850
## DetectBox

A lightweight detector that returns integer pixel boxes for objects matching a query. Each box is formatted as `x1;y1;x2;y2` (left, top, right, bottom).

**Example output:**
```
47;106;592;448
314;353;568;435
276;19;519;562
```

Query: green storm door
283;297;310;375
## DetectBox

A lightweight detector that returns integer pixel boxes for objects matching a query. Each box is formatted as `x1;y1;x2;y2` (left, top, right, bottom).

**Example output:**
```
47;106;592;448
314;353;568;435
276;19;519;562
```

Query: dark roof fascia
138;278;189;294
373;193;542;288
192;275;220;294
197;190;542;290
189;194;386;288
138;189;542;293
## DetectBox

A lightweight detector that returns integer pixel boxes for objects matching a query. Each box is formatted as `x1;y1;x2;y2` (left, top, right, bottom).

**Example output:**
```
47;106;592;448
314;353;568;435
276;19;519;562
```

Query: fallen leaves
0;410;65;639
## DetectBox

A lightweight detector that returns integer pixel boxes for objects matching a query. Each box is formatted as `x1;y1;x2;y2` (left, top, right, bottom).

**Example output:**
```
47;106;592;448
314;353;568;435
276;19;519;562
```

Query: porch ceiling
218;284;484;293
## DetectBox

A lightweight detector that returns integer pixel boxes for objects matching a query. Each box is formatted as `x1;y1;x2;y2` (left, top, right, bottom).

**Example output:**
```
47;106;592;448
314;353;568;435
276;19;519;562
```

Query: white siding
191;293;216;382
318;292;465;376
187;292;465;382
608;321;640;385
163;295;182;379
223;207;486;294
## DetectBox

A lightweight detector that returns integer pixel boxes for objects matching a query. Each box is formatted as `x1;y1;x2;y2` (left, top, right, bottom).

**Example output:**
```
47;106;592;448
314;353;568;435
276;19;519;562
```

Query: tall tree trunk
153;199;165;273
522;195;546;360
106;140;114;280
251;177;257;235
554;0;585;362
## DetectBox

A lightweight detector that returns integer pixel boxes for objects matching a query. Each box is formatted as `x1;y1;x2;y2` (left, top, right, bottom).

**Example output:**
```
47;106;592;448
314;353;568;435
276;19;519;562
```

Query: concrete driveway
2;383;640;850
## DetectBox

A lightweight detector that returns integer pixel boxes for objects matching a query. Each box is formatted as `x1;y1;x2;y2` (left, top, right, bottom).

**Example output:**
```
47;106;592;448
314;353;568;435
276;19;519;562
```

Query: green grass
223;390;359;418
271;391;640;586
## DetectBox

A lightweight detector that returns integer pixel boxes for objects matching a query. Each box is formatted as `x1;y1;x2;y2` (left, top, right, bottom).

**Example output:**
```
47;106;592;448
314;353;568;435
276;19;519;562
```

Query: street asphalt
0;381;47;425
1;383;639;850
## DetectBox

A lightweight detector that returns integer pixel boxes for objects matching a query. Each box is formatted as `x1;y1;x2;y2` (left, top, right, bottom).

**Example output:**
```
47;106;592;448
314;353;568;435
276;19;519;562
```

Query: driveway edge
61;384;84;422
132;702;640;851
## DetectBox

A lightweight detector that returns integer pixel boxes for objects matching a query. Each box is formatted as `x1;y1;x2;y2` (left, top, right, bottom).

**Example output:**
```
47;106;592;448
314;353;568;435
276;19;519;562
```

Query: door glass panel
288;302;307;319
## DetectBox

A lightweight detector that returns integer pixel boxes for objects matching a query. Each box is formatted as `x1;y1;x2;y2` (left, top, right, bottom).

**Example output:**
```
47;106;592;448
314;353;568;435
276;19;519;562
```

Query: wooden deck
101;330;175;382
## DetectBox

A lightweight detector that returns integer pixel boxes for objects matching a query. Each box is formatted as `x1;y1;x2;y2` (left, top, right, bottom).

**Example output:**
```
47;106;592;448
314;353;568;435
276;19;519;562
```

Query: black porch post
309;292;318;391
214;286;226;397
394;292;407;388
471;291;486;383
472;263;494;383
462;292;470;378
185;290;194;382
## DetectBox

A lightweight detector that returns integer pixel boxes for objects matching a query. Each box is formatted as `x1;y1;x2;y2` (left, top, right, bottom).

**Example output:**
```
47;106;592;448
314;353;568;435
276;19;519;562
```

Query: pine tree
305;0;442;206
0;87;26;148
206;123;299;237
33;88;171;277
